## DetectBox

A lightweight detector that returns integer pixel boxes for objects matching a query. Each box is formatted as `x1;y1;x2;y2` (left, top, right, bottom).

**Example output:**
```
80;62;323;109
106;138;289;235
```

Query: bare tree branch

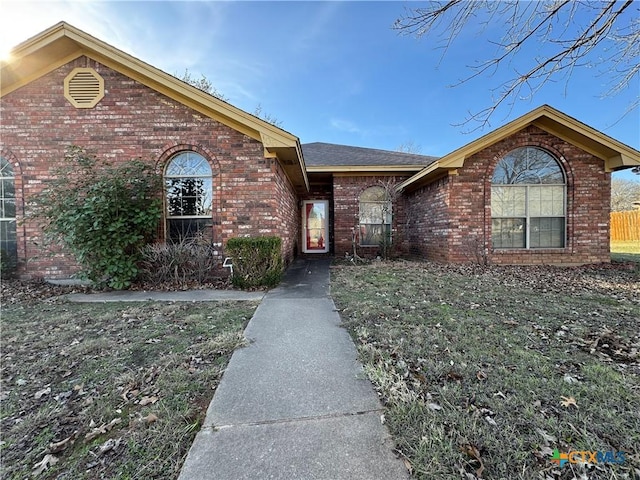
177;68;228;101
394;1;639;129
611;178;640;211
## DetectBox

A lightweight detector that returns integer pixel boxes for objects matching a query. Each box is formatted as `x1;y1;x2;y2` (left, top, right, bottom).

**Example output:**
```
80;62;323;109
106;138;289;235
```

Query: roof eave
1;22;310;192
263;137;310;193
397;163;461;192
306;164;427;174
531;112;640;172
399;105;640;190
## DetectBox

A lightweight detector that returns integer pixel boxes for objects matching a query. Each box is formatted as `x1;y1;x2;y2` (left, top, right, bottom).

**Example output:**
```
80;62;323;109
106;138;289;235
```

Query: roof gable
0;22;309;192
399;105;640;191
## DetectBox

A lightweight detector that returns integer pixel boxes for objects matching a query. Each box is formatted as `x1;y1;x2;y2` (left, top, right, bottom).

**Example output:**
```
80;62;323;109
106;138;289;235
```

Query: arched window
164;152;213;242
359;186;391;246
0;157;17;267
491;147;566;249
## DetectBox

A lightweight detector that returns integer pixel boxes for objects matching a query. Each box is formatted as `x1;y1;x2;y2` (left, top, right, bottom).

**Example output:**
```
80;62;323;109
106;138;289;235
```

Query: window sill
492;248;567;252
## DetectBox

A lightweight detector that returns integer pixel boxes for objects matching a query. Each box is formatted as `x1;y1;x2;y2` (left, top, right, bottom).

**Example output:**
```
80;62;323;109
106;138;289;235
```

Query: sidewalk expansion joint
207;408;385;431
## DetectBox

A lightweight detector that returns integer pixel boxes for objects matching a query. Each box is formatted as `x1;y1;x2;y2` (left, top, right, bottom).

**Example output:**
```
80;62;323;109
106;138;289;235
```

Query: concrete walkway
66;289;264;303
178;258;409;480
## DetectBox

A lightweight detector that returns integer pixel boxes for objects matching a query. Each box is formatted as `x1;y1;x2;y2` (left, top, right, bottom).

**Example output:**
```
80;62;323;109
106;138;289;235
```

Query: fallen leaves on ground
331;260;640;480
32;455;58;476
460;444;485;478
560;396;578;408
1;295;255;480
84;418;121;442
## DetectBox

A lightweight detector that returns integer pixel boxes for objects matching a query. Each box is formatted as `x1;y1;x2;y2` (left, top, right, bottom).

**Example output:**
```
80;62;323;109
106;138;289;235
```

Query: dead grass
0;288;257;480
331;261;640;480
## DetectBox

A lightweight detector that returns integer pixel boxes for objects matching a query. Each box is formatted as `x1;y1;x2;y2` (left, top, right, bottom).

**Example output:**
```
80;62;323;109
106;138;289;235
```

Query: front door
302;200;329;253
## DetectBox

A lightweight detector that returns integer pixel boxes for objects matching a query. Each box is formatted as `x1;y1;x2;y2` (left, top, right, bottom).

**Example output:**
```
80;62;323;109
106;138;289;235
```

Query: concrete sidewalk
178;258;409;480
66;289;264;303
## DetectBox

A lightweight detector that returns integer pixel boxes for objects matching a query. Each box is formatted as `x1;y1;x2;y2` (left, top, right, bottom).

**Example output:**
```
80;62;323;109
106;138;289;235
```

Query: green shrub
226;236;283;289
30;146;162;289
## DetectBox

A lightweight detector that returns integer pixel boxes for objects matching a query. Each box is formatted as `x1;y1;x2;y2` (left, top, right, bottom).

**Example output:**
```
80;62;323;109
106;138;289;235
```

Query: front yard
2;255;638;480
332;261;639;479
0;283;257;479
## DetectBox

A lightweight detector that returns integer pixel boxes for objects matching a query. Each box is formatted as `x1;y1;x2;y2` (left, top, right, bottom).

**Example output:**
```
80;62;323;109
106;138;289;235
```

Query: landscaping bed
0;283;257;479
331;261;639;479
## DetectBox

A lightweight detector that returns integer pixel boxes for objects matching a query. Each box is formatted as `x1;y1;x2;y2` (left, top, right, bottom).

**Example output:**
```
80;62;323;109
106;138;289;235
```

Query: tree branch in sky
394;1;638;130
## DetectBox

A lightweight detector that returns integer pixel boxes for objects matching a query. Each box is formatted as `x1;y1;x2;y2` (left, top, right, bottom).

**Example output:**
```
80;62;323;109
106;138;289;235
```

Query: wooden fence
611;210;640;241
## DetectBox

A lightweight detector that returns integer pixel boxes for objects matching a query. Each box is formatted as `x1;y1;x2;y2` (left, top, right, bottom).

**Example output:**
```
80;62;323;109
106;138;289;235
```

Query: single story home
1;22;639;279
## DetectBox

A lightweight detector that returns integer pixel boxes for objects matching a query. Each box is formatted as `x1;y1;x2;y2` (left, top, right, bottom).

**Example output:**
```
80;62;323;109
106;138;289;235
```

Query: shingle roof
302;142;438;167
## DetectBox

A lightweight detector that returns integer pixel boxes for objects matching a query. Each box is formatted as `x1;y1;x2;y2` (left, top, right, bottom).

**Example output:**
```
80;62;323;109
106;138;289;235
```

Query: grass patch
331;261;640;479
611;240;640;263
0;295;257;479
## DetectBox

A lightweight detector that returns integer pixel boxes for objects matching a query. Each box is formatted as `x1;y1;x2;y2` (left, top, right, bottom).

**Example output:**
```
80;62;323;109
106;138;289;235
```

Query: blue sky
1;1;638;180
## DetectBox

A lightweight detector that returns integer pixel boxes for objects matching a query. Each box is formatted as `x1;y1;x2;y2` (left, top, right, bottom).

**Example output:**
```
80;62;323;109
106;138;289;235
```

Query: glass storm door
302;200;329;253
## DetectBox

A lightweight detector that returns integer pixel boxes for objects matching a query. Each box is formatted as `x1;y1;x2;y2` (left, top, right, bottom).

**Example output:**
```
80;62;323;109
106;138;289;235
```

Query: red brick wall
409;125;611;265
272;160;300;265
332;175;409;258
406;175;452;262
0;57;299;278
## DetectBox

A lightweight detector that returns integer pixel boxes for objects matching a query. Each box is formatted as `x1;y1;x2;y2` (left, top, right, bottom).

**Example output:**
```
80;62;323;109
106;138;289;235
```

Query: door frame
302;200;329;253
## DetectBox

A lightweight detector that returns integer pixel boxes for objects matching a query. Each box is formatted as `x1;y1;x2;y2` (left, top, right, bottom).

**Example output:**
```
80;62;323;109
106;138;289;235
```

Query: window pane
359;187;392;246
0;219;17;266
165;152;212;176
360;202;385;224
529;186;565;216
1;178;15;198
1;199;16;218
524;148;564;184
530;217;564;248
165;178;212;217
492;218;525;248
492;147;563;184
164;152;214;243
0;158;13;177
360;224;391;246
360;186;386;202
492;186;526;217
0;158;17;266
167;218;213;243
548;186;564;216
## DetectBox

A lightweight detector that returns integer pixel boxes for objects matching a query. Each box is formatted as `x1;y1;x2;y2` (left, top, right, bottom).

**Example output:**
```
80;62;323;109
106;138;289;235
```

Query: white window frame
491;147;566;250
359;186;392;247
0;157;17;266
164;152;213;242
491;184;566;249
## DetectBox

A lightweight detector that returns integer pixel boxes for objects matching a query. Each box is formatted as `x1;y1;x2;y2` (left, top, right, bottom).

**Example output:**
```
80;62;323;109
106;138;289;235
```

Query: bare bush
139;237;222;286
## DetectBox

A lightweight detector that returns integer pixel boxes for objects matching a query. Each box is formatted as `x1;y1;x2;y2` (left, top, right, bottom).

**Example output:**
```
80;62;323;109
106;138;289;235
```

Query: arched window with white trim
491;147;566;249
0;157;17;267
359;186;392;246
164;152;213;242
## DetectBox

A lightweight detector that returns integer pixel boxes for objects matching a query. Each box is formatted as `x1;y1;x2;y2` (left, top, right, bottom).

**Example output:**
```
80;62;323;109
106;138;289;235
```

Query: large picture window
0;157;17;267
164;152;213;242
491;147;566;249
359;186;391;246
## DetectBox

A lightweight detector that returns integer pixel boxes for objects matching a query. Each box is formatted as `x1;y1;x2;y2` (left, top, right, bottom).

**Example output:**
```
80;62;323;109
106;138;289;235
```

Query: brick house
1;23;639;279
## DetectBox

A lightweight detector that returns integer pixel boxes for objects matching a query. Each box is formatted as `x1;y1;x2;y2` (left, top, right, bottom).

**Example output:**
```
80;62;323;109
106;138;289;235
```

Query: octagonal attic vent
64;67;104;108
